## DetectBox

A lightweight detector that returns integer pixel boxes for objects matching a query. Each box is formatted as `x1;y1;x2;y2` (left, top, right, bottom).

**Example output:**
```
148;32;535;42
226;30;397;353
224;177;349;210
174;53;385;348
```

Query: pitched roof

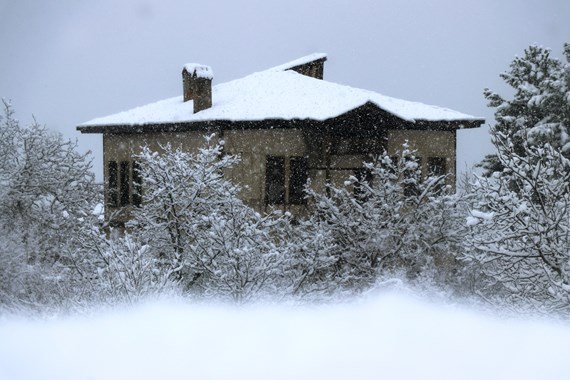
79;54;483;129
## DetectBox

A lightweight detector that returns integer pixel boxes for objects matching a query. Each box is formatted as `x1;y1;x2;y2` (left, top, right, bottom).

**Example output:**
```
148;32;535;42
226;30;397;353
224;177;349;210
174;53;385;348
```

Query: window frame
119;161;130;207
427;156;447;178
107;161;119;207
265;156;286;205
265;155;309;206
132;160;143;207
107;160;142;208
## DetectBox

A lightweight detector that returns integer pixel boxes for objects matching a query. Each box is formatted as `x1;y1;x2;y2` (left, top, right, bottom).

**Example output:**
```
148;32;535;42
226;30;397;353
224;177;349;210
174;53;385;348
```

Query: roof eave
413;118;485;130
76;118;328;135
76;115;485;135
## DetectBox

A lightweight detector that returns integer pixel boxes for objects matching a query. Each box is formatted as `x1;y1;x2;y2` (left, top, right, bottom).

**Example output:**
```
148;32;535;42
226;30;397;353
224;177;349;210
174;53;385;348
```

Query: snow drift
0;292;568;380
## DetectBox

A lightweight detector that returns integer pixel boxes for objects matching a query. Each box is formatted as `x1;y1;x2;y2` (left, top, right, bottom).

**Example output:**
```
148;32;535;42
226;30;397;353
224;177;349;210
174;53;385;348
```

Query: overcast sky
1;0;569;180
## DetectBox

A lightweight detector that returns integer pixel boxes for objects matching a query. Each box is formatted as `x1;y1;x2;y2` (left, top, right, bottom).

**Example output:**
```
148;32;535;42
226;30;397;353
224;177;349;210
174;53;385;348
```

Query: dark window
132;161;142;207
428;157;447;193
265;156;285;204
108;161;118;207
403;157;422;197
428;157;447;177
289;157;308;204
119;161;130;207
384;156;399;176
354;168;373;199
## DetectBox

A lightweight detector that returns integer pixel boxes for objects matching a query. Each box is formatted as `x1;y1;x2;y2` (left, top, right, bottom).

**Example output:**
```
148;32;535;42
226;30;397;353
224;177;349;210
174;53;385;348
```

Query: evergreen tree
479;43;570;176
466;43;570;313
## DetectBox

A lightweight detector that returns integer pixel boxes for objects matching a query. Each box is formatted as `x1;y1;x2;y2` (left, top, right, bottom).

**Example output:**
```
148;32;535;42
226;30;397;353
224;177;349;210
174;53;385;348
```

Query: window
428;157;447;193
265;156;308;205
403;157;422;197
265;156;285;204
289;157;308;204
428;157;447;177
108;161;119;207
107;160;142;207
389;156;399;171
132;161;143;207
354;167;373;199
119;161;130;206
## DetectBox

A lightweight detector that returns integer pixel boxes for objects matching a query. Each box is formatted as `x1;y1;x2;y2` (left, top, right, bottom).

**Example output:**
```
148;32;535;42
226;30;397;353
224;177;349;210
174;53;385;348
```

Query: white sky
1;0;569;180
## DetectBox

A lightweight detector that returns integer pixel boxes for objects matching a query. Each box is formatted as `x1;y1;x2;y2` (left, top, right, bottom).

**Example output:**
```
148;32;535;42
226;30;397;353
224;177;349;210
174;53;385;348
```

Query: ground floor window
108;161;119;207
289;157;308;204
354;167;373;199
427;157;447;177
265;156;285;204
427;156;447;192
265;156;308;205
403;156;422;196
107;160;142;207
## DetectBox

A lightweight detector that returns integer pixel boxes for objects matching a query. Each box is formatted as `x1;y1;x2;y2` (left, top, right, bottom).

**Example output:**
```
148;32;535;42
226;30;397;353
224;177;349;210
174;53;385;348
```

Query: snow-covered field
1;292;568;380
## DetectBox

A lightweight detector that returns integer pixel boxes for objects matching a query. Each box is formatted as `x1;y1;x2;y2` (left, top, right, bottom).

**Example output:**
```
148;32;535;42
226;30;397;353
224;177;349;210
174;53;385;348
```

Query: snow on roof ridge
79;55;484;128
183;63;214;79
266;53;327;73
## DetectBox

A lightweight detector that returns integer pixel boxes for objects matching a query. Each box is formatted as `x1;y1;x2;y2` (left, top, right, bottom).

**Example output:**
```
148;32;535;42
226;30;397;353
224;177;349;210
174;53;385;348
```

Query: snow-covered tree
466;136;570;313
297;144;465;296
465;43;570;313
76;229;177;304
128;136;285;302
479;43;570;176
276;214;340;300
0;100;101;310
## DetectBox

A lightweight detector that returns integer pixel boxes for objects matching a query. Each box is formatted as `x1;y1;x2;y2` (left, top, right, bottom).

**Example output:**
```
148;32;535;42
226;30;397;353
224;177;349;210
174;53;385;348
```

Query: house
77;53;484;220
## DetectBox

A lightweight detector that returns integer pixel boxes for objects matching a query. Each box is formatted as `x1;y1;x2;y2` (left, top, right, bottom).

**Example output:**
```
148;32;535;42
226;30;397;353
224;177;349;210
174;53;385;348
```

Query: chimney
182;63;214;113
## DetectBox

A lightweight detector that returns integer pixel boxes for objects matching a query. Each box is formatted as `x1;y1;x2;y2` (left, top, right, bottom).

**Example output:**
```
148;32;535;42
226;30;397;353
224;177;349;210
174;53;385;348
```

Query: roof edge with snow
266;53;328;73
78;53;484;132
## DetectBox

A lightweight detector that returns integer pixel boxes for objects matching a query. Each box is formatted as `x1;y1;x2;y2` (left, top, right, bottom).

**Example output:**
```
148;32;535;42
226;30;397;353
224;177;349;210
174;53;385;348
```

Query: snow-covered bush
466;138;570;312
466;43;570;314
128;136;286;302
0;100;101;311
297;144;466;296
84;231;177;304
276;214;340;300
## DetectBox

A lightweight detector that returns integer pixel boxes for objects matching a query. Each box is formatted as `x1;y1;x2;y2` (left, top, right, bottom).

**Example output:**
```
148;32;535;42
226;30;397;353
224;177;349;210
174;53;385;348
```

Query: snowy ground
1;292;569;380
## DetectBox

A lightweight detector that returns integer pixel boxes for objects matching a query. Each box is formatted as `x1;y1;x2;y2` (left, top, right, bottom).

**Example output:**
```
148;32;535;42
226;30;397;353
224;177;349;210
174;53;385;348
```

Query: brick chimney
182;64;213;113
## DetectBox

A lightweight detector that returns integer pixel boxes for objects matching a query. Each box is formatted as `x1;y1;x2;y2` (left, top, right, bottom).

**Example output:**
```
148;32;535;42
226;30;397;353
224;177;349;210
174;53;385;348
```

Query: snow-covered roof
79;54;483;128
265;52;328;72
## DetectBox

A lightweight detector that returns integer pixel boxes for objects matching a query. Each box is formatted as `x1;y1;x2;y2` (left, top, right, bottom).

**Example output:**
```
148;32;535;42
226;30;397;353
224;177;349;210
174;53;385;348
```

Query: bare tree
0;100;101;311
128;136;285;302
466;136;570;313
293;144;465;297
